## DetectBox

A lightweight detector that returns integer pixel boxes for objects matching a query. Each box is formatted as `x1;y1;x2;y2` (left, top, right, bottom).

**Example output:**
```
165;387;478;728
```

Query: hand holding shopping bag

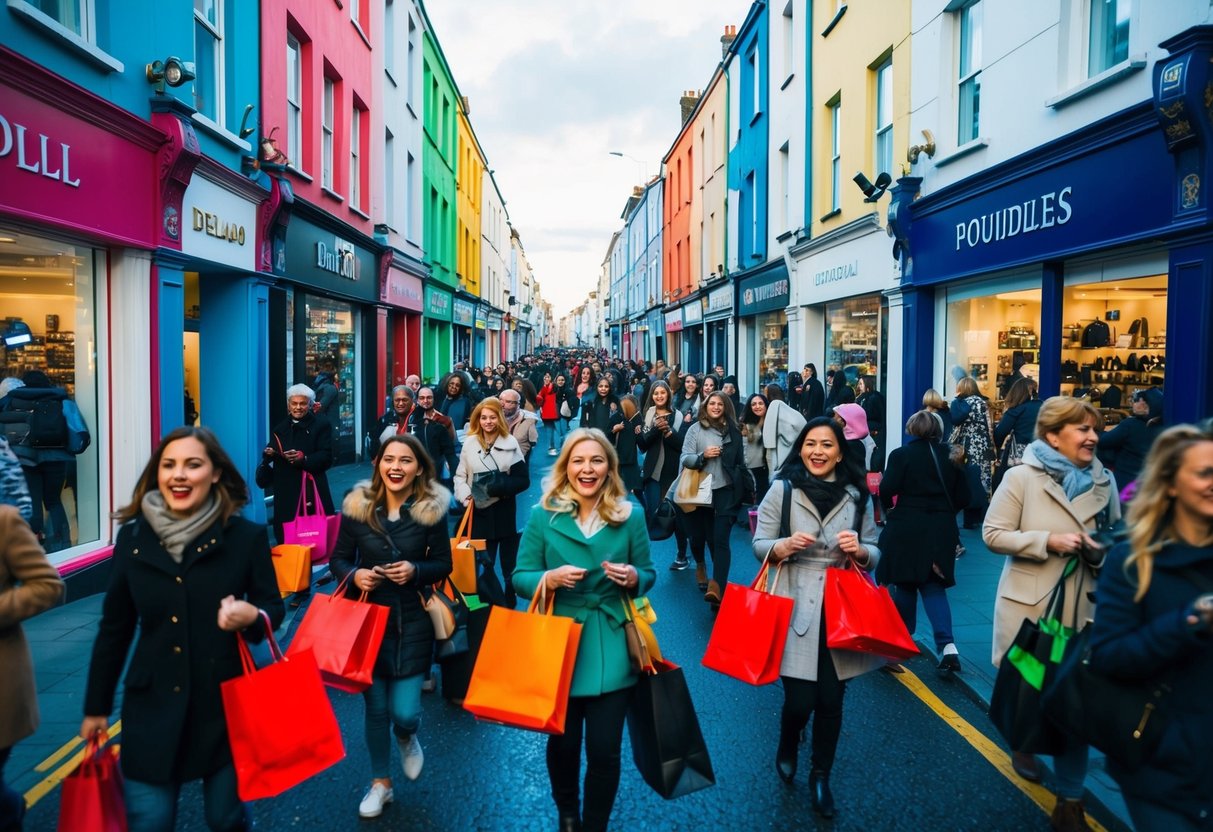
823;562;918;660
701;555;794;685
57;734;127;832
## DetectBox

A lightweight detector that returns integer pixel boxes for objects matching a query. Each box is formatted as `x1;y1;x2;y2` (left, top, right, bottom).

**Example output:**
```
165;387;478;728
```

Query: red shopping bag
283;472;339;563
287;575;389;692
823;565;919;661
221;613;345;801
463;585;582;733
57;735;127;832
701;557;794;685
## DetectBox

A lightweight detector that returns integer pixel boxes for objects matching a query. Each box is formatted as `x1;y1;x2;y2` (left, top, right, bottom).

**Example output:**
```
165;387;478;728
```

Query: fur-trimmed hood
341;479;451;527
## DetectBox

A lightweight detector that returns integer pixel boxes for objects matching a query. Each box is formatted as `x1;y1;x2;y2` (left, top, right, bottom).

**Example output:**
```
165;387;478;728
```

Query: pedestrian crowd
0;349;1207;832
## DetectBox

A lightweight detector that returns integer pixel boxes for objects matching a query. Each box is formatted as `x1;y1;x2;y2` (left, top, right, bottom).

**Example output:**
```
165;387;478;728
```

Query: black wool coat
84;515;285;784
329;482;453;679
256;412;335;525
875;440;970;587
638;414;682;488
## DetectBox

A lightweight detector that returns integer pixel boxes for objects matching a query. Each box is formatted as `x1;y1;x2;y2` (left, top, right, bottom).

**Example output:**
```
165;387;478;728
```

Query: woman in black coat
1096;387;1164;490
329;434;452;819
876;411;970;676
800;364;826;420
255;383;335;546
992;378;1042;492
614;395;644;497
579;376;624;436
638;381;688;566
824;370;854;413
1088;423;1213;832
82;427;284;832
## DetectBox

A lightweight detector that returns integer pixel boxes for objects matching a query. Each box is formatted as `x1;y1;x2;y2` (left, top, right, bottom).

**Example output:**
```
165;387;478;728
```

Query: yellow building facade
456;105;485;298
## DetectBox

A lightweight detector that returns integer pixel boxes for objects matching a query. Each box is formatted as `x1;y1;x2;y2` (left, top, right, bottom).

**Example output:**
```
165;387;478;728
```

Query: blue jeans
1051;740;1089;800
555;417;571;449
124;765;245;832
363;673;424;779
890;580;955;650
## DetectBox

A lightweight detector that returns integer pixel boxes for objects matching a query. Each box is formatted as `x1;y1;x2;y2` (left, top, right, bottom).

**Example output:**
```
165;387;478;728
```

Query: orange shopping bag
450;503;486;594
463;584;581;734
271;543;312;597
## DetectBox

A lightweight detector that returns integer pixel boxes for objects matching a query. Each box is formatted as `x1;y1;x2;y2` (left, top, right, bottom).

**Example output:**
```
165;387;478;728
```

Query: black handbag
649;498;677;541
421;577;469;659
626;659;716;799
439;602;492;701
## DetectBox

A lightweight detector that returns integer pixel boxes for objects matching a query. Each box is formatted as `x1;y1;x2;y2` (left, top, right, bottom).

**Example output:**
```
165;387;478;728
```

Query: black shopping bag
627;659;715;799
439;601;491;701
988;617;1068;756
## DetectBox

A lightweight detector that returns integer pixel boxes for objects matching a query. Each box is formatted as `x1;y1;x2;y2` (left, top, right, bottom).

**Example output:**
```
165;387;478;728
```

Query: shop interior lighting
2;320;32;348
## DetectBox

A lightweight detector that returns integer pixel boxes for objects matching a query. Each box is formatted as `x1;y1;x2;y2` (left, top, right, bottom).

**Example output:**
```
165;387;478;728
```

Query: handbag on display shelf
282;471;341;563
673;467;713;510
463;584;583;733
286;573;389;693
221;613;346;800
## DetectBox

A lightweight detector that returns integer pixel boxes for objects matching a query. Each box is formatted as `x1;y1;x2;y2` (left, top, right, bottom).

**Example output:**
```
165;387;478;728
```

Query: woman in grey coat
752;417;883;820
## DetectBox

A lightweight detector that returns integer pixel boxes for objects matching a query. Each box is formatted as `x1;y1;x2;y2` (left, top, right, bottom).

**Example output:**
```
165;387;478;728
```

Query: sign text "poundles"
955;186;1072;251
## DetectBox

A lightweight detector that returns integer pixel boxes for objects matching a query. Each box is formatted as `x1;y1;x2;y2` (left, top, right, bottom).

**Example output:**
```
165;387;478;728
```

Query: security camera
853;171;876;198
853;171;892;203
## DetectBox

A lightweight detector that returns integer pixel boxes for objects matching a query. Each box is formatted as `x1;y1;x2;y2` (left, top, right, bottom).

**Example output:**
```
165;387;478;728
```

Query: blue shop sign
738;262;790;315
907;123;1172;285
452;298;475;327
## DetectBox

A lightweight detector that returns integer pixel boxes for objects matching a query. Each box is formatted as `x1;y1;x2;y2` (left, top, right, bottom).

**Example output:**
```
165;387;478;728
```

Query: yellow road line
893;669;1106;832
24;722;122;809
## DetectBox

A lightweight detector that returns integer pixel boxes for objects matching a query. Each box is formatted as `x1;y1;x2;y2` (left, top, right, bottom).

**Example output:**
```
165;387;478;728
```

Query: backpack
0;387;70;449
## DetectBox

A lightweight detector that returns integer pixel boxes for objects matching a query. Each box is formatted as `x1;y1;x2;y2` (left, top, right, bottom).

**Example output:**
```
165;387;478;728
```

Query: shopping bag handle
235;609;284;675
527;580;555;615
453;502;474;542
750;553;786;594
294;471;323;519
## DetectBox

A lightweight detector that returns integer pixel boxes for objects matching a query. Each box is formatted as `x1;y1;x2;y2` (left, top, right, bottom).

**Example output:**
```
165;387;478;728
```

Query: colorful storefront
737;262;791;393
422;283;453;382
380;255;426;406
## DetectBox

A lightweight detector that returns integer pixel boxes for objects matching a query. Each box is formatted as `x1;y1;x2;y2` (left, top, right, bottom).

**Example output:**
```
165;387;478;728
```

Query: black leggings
484;533;520;604
546;688;631;832
686;488;737;587
780;625;848;772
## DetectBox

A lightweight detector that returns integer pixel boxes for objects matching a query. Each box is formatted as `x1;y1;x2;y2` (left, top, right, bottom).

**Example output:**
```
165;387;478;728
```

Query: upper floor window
26;0;96;41
322;77;335;191
286;34;303;168
1088;0;1129;76
874;58;892;177
407;14;417;109
350;105;364;210
384;0;395;77
749;45;761;121
829;97;841;212
957;0;982;145
193;0;222;122
781;1;794;81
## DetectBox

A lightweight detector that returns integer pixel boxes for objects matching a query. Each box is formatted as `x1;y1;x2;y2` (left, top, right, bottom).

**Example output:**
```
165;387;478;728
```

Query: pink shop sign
383;268;424;311
0;81;160;247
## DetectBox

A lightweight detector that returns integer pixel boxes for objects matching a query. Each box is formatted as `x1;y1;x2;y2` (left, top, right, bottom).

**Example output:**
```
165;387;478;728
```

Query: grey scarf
1026;440;1102;500
142;490;223;563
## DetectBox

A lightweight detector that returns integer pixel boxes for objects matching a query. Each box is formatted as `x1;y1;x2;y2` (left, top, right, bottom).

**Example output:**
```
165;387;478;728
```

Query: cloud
423;0;741;319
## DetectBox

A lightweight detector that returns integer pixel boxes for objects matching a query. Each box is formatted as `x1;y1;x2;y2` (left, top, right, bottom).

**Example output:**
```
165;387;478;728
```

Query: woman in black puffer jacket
329;433;452;820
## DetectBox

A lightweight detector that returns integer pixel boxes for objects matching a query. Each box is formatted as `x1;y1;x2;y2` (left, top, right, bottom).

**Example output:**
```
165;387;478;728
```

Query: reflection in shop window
825;295;881;387
0;229;100;556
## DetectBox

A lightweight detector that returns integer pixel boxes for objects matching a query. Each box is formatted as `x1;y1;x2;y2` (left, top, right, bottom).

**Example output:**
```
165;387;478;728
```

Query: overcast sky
424;0;744;320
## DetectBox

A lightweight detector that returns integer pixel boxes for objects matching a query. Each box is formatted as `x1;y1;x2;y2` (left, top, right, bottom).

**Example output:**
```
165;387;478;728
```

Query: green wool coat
513;503;656;697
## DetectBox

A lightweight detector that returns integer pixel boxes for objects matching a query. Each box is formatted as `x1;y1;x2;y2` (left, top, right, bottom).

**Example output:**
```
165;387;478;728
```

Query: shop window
1061;275;1165;424
825;295;882;386
944;284;1042;405
758;311;789;388
0;229;101;557
303;295;358;464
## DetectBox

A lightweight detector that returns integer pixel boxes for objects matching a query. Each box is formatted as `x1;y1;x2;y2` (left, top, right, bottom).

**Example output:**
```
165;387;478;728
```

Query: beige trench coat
0;506;64;749
752;480;884;682
982;453;1119;665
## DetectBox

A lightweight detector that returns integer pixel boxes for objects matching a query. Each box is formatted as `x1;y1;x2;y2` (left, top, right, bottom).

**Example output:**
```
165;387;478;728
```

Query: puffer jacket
329;481;452;679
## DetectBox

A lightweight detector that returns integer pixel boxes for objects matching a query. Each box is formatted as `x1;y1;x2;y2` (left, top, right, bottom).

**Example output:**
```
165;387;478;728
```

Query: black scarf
781;468;851;519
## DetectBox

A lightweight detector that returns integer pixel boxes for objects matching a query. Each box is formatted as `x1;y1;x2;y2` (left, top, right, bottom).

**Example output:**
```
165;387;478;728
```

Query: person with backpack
0;371;91;552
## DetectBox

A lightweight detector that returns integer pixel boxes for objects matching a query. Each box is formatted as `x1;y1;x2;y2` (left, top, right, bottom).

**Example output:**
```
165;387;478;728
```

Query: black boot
775;723;798;784
557;813;581;832
809;769;835;819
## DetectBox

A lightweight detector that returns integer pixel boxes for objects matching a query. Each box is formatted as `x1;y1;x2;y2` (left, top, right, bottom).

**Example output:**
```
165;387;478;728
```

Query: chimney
721;24;737;58
679;89;700;124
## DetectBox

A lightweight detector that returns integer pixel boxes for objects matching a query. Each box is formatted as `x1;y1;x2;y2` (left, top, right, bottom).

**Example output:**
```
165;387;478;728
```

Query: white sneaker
358;783;393;818
399;734;424;780
548;447;558;456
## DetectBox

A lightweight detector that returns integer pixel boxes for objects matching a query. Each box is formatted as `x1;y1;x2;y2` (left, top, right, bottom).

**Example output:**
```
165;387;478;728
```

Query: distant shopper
256;384;335;555
824;371;854;413
411;388;458;484
1096;387;1164;491
855;376;886;471
311;362;340;419
500;389;539;462
800;364;826;420
82;427;283;832
0;506;64;832
950;376;996;527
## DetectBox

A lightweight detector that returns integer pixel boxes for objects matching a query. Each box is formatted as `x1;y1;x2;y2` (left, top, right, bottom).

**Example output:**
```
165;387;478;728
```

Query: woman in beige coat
982;397;1119;832
752;417;882;820
0;505;64;829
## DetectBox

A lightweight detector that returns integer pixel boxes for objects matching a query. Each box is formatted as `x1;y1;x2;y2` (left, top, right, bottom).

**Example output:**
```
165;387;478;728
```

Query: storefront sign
283;216;378;301
682;300;703;326
487;312;503;329
706;285;733;318
907;124;1173;286
382;268;424;311
795;231;899;305
181;175;256;270
452;298;475;327
738;264;790;315
0;52;162;247
424;284;452;321
665;310;683;332
814;260;858;285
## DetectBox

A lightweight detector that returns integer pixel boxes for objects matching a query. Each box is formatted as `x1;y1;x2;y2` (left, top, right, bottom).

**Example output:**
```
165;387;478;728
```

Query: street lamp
608;151;649;183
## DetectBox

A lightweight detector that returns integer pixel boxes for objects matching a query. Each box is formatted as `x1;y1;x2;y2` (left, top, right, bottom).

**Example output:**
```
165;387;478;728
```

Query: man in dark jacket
311;362;340;420
370;385;415;459
1097;387;1164;490
255;384;335;561
411;387;458;483
800;363;826;419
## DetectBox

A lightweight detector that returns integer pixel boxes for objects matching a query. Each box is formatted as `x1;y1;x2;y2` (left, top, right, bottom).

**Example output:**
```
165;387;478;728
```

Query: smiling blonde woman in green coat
513;427;656;832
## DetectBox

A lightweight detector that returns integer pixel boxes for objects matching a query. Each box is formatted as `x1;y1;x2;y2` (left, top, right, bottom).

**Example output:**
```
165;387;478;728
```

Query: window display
303;295;358;464
944;286;1042;405
825;295;881;384
0;228;101;554
1061;275;1166;423
757;311;788;387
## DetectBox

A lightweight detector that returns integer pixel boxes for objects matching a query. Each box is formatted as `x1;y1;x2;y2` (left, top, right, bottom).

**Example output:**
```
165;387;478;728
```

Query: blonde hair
541;428;631;525
1124;424;1213;601
922;388;946;411
1034;396;1103;440
466;398;510;448
955;377;979;398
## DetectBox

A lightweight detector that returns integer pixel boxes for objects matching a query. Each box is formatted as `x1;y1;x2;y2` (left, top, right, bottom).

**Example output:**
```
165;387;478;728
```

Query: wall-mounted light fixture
146;57;196;95
906;129;936;164
853;171;892;203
